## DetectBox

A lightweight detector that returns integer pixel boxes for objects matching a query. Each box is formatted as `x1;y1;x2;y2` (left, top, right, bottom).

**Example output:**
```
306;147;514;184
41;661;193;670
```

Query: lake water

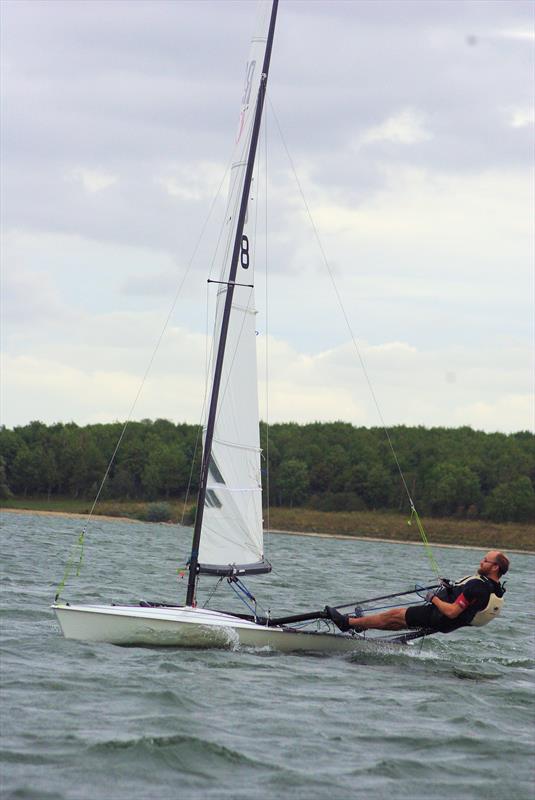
1;511;534;800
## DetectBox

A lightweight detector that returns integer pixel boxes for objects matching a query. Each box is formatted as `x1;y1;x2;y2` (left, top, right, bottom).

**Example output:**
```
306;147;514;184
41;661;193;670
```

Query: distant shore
266;527;534;554
0;506;535;555
2;507;137;524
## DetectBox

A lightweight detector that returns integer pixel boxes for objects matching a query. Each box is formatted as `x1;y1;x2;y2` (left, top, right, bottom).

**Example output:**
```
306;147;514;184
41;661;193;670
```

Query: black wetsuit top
406;576;504;634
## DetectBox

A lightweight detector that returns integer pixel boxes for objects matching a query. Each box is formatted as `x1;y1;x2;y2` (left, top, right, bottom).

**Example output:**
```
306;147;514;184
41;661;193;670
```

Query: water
1;511;534;800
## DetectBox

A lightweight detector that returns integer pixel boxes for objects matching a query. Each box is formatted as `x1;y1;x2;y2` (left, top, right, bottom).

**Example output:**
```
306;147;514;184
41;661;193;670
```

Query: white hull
52;604;366;653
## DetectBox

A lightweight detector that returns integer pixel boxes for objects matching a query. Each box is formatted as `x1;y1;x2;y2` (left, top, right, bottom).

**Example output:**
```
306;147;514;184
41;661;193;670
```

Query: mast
186;0;279;606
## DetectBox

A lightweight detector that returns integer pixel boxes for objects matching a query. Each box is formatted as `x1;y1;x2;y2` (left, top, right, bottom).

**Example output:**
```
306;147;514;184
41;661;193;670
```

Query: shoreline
3;507;533;555
266;527;534;555
1;507;138;524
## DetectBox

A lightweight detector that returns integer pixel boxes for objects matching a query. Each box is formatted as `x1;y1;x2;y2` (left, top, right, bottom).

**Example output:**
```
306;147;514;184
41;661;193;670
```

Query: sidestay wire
408;505;440;578
54;157;234;602
54;531;85;602
267;96;440;579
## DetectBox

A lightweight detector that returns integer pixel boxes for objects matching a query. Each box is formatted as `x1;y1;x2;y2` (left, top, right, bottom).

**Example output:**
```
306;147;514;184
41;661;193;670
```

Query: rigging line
363;600;421;612
332;583;440;610
59;157;233;594
409;505;440;576
182;136;257;527
187;94;265;576
182;148;256;525
203;120;259;432
191;291;258;544
207;163;238;284
242;96;270;557
98;160;231;507
268;96;440;578
263;99;271;550
213;118;257;284
202;576;224;608
192;289;256;530
253;118;261;287
180;283;214;526
228;579;256;616
228;577;269;618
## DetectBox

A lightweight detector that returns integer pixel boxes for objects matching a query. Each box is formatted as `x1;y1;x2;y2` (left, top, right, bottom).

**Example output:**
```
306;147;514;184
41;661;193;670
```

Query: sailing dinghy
53;0;438;653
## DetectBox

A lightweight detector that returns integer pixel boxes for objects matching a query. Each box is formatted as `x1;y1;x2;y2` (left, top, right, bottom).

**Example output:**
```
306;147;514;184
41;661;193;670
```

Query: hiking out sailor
326;551;509;634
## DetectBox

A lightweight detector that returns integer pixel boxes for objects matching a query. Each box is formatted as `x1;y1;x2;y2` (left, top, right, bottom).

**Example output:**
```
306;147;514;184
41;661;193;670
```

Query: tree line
1;420;534;523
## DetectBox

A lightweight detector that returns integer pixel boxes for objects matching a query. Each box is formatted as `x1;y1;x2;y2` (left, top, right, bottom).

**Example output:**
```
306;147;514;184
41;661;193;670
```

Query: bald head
479;551;509;579
491;551;510;577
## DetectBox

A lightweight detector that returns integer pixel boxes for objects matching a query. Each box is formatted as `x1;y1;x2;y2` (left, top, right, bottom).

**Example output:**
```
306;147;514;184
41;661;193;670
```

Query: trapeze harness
436;574;505;627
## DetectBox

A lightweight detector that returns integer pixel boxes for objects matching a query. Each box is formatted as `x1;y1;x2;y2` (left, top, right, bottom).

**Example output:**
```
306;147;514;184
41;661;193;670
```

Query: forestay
198;1;272;575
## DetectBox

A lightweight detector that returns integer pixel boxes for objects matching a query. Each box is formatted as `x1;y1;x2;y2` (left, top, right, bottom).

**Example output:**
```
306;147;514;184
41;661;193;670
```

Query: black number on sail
241;235;250;269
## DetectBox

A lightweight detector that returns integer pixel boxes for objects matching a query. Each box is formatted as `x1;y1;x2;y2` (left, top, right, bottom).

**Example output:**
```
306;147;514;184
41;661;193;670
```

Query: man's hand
425;590;436;603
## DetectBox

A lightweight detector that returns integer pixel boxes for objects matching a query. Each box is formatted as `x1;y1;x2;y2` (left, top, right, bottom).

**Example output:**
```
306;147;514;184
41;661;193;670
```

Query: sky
1;0;533;434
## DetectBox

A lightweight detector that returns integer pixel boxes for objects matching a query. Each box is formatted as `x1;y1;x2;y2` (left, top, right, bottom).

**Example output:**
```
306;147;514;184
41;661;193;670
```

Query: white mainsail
198;1;272;574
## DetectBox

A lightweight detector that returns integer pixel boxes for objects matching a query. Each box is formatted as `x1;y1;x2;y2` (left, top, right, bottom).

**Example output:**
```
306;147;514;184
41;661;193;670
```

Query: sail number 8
241;235;250;269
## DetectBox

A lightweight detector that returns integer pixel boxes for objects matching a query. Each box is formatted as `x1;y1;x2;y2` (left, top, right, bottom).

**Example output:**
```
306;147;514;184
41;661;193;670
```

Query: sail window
205;489;222;509
209;458;226;485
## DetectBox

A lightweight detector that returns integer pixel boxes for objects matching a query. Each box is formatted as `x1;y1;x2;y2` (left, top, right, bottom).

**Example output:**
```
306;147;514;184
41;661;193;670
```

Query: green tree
10;445;41;495
2;420;534;519
425;462;481;516
0;456;12;499
108;465;137;499
484;477;535;522
41;447;59;499
361;463;393;509
142;441;188;499
276;459;309;507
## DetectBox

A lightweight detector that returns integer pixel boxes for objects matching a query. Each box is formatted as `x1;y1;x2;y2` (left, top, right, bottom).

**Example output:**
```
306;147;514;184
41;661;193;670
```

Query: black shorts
405;604;442;631
405;604;463;634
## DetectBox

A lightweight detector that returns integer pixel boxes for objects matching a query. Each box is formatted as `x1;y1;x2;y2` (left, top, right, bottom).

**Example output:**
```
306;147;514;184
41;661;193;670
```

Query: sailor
326;550;509;634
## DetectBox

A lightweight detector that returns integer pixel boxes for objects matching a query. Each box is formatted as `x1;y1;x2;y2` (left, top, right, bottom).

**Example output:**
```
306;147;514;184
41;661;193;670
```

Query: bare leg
348;607;408;631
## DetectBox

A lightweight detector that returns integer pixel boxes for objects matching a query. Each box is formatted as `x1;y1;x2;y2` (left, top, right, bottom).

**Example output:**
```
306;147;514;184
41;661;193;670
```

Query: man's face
478;552;499;577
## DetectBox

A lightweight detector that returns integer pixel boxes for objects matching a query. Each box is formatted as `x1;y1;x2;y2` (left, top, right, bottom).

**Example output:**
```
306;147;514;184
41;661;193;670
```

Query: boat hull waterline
52;604;366;653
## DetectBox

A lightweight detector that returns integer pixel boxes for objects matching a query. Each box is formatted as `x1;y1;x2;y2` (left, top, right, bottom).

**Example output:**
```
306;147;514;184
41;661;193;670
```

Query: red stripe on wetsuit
454;593;472;610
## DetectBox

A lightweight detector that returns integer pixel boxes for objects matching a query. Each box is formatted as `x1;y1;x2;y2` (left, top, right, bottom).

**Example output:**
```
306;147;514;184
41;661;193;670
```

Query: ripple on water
83;732;281;786
1;515;534;800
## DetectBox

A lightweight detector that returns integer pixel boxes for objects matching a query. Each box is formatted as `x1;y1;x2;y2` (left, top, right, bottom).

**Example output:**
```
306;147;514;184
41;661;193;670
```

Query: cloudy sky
2;0;533;433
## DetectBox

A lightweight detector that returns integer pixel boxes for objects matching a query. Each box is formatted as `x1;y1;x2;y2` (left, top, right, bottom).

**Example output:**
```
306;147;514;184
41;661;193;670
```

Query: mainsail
195;1;275;577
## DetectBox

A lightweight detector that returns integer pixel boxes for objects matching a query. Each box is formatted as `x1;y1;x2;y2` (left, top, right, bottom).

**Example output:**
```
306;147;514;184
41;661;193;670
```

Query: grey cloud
3;0;532;256
4;0;532;167
2;269;76;326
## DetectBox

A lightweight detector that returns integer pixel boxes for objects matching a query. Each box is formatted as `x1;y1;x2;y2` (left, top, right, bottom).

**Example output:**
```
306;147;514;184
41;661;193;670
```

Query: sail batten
210;440;261;452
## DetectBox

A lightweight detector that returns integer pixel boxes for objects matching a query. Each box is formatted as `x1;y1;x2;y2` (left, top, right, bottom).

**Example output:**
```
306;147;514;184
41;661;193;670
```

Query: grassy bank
0;497;193;524
2;497;533;552
267;508;534;552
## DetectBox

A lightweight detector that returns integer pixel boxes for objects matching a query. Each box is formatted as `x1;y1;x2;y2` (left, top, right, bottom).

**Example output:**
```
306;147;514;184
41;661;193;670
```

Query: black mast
186;0;279;607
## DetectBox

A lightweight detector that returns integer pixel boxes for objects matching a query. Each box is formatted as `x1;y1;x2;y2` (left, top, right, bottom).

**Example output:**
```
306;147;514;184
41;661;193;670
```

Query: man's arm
430;595;466;619
429;578;489;620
